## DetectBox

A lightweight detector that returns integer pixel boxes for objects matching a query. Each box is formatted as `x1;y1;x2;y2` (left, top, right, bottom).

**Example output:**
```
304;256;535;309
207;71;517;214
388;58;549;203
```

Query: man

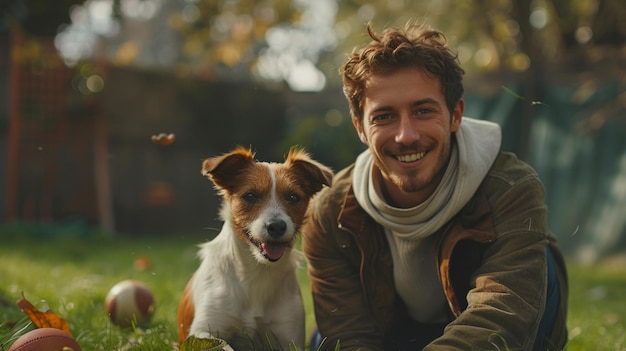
302;23;568;351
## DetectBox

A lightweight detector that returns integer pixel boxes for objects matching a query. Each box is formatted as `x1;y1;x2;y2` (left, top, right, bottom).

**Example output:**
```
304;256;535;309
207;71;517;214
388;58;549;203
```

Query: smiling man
303;23;568;351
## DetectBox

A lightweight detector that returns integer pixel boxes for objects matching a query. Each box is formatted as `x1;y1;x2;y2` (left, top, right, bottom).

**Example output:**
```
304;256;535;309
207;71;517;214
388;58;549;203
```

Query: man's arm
303;192;385;351
429;232;549;350
429;160;558;350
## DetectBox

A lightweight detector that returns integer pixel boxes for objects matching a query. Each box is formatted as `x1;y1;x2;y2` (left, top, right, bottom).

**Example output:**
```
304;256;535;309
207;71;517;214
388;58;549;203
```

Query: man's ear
352;117;368;145
451;99;464;133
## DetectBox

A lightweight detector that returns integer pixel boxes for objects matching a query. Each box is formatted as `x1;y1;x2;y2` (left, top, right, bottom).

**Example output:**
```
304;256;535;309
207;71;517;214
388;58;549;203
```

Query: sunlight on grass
566;262;626;351
1;230;625;350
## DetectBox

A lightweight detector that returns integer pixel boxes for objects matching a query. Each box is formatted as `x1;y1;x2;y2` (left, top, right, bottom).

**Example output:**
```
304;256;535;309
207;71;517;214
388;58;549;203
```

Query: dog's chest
221;274;300;343
238;267;298;311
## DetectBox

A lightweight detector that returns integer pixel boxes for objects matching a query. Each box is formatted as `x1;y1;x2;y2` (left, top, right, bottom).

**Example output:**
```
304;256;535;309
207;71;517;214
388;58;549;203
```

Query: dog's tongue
261;243;286;261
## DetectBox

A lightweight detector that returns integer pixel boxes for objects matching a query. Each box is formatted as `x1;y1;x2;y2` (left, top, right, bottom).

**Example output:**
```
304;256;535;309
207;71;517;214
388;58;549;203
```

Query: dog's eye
242;192;259;203
286;193;300;204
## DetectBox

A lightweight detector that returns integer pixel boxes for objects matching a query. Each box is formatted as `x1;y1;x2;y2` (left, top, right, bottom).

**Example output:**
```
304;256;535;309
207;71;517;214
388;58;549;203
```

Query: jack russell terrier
177;146;333;350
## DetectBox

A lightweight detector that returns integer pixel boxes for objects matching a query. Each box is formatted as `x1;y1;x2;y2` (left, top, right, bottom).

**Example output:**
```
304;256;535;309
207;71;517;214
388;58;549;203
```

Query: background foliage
1;0;624;260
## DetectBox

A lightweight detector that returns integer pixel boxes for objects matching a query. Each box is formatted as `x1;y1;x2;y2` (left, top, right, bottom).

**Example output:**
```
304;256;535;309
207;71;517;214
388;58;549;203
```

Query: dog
177;146;333;350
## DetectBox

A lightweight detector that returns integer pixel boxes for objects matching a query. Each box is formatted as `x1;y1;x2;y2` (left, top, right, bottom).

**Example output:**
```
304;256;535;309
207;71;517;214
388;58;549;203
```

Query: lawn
0;226;625;350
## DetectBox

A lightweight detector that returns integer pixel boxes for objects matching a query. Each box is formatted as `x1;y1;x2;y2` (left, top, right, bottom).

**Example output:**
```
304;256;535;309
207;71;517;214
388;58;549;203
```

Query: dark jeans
309;249;560;351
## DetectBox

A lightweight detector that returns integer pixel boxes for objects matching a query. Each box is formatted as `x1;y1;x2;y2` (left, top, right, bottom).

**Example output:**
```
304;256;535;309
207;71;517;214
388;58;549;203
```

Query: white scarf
353;117;502;240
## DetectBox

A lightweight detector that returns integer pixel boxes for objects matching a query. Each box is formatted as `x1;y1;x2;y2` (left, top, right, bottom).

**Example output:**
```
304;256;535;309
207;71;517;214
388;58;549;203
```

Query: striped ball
105;280;155;328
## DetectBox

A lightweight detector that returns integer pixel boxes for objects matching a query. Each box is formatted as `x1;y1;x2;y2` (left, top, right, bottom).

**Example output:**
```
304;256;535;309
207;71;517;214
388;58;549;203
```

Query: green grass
0;227;316;351
0;228;625;350
566;259;626;351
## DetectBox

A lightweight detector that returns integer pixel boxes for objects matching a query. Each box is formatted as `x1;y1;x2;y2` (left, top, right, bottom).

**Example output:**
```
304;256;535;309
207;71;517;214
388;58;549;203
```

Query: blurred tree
4;0;624;85
325;0;625;77
45;0;335;90
166;0;303;79
1;0;83;36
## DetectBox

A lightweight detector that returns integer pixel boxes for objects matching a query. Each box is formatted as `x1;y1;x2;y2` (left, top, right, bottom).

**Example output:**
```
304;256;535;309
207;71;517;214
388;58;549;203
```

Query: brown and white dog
177;146;332;350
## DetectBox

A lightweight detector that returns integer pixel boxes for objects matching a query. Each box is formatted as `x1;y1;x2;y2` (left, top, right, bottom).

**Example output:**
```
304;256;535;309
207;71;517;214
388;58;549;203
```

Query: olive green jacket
303;152;568;351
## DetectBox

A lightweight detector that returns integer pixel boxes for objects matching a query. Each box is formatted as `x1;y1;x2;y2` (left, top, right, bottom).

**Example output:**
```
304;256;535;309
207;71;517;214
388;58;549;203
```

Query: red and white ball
9;328;82;351
105;279;155;328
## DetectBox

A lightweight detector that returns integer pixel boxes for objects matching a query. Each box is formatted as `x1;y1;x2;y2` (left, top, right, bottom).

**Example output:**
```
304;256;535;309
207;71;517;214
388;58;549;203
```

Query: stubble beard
379;138;453;196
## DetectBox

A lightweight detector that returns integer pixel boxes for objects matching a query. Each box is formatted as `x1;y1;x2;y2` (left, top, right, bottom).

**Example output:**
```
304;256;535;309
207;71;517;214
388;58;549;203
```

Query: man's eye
242;193;259;203
416;104;442;116
416;108;433;115
372;114;392;121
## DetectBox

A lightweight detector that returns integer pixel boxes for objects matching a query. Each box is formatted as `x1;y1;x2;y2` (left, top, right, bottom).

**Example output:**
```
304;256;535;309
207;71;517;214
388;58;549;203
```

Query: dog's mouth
245;232;290;262
260;242;288;262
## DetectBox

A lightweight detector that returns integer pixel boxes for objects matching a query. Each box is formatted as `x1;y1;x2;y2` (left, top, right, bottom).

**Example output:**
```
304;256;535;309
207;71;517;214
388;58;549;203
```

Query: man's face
354;66;463;208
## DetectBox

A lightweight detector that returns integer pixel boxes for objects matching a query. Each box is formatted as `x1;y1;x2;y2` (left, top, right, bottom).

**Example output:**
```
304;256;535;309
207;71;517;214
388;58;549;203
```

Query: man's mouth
396;151;426;163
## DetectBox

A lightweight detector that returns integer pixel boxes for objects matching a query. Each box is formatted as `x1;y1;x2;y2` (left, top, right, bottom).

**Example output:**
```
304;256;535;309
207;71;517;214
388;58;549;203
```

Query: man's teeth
397;152;425;162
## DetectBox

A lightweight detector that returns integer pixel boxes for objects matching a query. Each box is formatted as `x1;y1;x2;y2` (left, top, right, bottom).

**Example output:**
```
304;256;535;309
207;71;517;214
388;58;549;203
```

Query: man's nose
395;115;420;144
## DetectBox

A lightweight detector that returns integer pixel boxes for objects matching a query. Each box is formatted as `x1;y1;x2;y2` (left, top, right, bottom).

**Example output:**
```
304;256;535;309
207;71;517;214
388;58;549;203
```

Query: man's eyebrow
368;98;442;114
370;105;394;113
411;98;441;106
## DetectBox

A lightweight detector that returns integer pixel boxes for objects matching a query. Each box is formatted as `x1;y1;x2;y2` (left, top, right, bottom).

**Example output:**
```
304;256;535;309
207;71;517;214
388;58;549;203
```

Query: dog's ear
286;147;333;196
202;147;255;191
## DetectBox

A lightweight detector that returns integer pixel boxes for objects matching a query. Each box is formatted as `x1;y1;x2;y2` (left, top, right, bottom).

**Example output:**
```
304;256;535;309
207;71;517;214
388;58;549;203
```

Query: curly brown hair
341;23;465;123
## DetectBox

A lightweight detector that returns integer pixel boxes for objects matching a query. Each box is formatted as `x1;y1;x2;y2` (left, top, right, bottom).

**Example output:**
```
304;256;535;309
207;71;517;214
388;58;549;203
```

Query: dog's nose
266;220;287;237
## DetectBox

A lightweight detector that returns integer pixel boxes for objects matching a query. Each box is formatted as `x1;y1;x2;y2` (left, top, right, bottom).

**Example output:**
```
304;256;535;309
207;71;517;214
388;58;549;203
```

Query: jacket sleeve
427;164;554;351
302;187;386;351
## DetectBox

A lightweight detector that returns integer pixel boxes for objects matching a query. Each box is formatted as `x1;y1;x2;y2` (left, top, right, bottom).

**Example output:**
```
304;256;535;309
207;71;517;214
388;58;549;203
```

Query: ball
9;328;82;351
105;279;155;328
